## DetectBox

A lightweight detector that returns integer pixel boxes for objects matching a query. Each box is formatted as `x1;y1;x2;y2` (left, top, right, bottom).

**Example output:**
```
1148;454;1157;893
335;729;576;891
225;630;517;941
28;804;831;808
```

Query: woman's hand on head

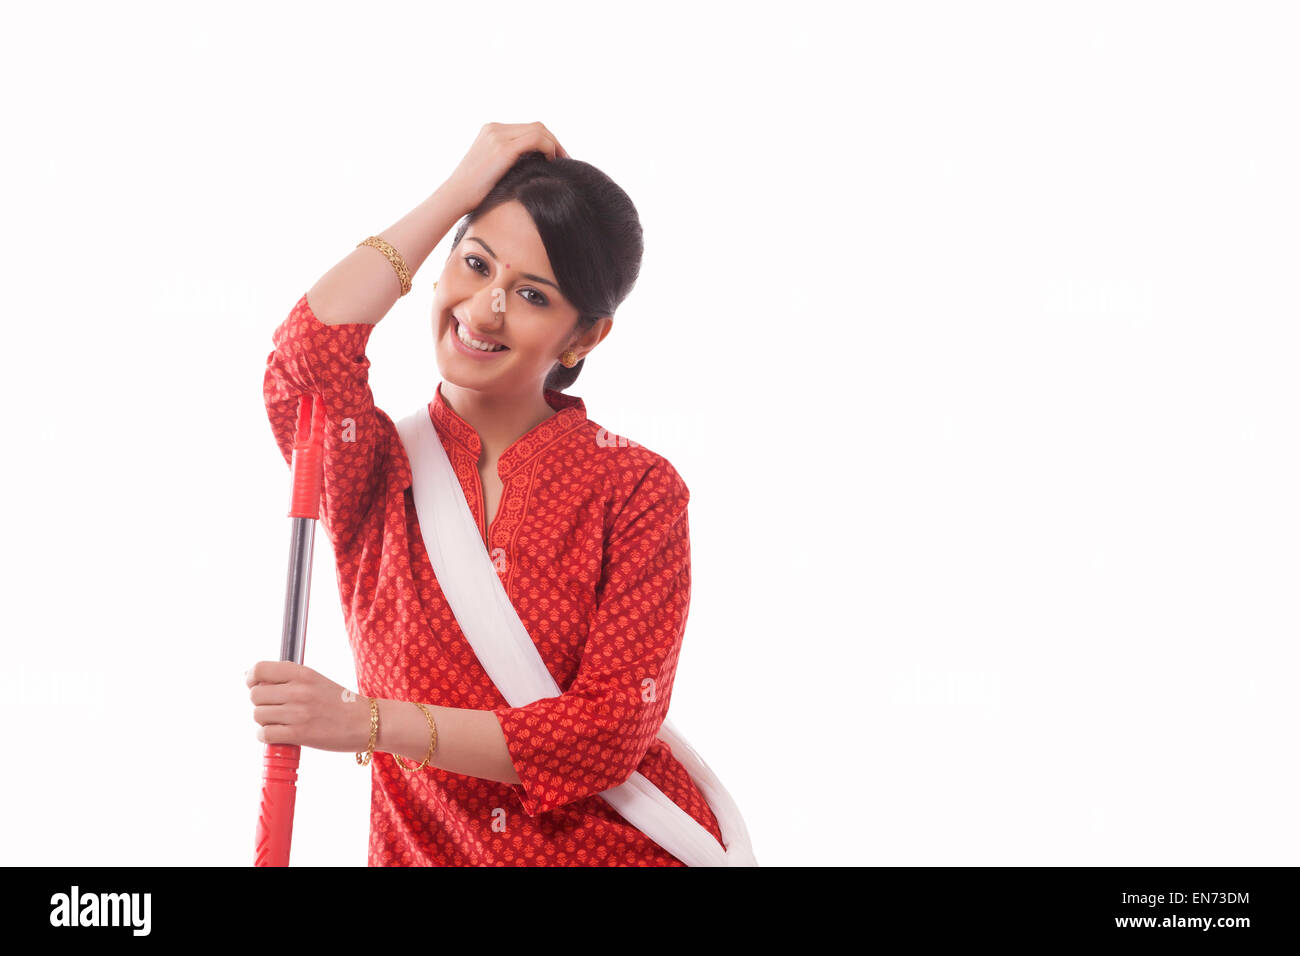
246;661;370;752
440;121;569;216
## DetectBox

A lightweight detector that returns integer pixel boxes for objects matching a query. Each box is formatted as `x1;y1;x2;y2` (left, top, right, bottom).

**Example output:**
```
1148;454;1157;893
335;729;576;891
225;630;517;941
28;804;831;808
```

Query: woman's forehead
465;202;556;284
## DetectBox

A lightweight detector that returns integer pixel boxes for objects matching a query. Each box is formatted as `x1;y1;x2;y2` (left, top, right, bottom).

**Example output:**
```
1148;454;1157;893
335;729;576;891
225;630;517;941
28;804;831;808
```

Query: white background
1;1;1296;866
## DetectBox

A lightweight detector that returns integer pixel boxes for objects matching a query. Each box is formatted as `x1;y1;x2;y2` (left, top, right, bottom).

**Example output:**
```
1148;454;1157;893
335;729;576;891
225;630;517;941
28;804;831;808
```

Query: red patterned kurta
263;294;724;866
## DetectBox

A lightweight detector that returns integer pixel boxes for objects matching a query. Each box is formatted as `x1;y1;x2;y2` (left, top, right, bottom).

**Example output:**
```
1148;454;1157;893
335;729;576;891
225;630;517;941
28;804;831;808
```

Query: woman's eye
465;255;546;305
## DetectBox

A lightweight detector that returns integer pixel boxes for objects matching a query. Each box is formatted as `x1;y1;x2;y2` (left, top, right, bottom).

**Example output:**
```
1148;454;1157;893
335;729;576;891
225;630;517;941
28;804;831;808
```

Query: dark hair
449;151;644;392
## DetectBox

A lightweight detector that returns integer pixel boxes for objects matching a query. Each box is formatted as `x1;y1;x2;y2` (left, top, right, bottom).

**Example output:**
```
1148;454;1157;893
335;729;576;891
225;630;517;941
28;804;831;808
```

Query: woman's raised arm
306;183;465;327
307;121;568;327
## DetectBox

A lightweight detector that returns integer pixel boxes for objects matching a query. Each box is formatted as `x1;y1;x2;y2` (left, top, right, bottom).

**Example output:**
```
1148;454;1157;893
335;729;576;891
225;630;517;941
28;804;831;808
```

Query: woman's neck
439;381;558;464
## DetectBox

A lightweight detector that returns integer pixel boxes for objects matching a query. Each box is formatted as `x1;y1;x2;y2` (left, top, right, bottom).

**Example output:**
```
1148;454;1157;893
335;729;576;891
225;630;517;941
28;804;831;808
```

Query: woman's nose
469;285;507;325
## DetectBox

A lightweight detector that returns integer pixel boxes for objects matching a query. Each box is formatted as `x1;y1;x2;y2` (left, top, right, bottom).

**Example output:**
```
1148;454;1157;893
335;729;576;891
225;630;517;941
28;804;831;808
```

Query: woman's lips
451;317;509;358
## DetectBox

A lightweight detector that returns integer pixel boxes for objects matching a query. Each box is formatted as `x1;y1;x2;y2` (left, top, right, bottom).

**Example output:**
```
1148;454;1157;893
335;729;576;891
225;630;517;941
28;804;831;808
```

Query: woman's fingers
507;122;566;161
532;121;567;159
487;120;567;159
252;704;299;726
248;664;302;737
249;682;292;705
536;122;567;160
530;121;566;160
245;660;363;752
246;660;305;687
441;121;568;216
256;725;294;746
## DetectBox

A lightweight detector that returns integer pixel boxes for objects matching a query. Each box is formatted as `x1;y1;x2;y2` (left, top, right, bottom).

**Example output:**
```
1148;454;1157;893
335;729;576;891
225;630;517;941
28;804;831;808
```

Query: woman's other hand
440;121;569;216
247;661;369;752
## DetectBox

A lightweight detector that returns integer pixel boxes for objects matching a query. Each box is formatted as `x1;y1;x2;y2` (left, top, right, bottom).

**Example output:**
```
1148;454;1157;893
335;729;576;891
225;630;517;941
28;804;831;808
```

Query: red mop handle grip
255;743;302;867
289;394;326;518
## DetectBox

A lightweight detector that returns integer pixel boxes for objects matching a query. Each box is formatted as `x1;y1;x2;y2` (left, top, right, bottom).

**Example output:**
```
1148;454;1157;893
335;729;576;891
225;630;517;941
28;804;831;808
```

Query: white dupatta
395;405;757;867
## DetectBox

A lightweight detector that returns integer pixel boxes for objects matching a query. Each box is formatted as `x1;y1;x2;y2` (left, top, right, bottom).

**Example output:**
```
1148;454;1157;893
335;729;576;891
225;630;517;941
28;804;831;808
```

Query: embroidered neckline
428;382;588;477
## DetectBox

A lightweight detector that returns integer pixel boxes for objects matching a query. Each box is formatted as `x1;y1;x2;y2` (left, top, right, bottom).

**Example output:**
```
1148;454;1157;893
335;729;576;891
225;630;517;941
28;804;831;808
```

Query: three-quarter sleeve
263;293;389;551
492;460;692;817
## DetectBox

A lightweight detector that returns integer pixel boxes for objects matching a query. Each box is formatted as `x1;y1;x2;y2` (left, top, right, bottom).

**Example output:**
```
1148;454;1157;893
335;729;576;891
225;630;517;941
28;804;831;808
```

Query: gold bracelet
393;701;438;773
356;696;379;766
356;235;412;297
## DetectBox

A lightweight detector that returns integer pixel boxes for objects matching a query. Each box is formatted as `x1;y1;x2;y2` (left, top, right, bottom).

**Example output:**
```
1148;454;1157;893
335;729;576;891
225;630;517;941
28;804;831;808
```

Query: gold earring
432;281;438;290
560;349;578;368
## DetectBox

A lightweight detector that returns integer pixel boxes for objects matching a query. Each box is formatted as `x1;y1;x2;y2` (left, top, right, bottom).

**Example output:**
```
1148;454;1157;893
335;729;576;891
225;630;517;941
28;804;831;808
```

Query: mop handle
255;394;326;867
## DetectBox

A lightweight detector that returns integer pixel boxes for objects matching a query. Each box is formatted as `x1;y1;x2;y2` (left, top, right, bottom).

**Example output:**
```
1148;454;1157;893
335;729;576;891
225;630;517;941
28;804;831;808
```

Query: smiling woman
437;150;644;395
253;122;756;866
432;196;621;437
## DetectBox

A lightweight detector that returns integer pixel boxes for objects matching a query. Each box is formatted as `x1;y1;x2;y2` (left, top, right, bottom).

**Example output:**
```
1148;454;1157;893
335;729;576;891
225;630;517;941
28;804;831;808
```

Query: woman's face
433;200;607;399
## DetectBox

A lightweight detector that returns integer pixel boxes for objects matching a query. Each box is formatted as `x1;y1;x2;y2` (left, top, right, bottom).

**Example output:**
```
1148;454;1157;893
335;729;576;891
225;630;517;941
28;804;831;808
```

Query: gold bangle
393;701;438;773
356;235;412;297
356;696;379;766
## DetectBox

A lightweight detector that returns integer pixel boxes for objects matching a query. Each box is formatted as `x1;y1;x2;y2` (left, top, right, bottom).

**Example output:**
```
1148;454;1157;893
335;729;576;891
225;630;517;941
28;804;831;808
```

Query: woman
248;122;749;866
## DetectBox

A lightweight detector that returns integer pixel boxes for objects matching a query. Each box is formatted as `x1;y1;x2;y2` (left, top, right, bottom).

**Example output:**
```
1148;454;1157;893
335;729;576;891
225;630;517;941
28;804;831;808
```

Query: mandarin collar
428;381;588;477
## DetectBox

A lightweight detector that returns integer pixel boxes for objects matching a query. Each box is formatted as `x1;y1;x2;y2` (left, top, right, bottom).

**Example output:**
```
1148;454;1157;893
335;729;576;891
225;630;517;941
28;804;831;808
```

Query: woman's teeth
455;320;506;352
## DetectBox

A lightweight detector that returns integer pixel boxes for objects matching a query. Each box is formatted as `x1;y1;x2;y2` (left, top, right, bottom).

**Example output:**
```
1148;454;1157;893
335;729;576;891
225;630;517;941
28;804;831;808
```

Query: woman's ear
581;316;614;354
568;317;613;363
